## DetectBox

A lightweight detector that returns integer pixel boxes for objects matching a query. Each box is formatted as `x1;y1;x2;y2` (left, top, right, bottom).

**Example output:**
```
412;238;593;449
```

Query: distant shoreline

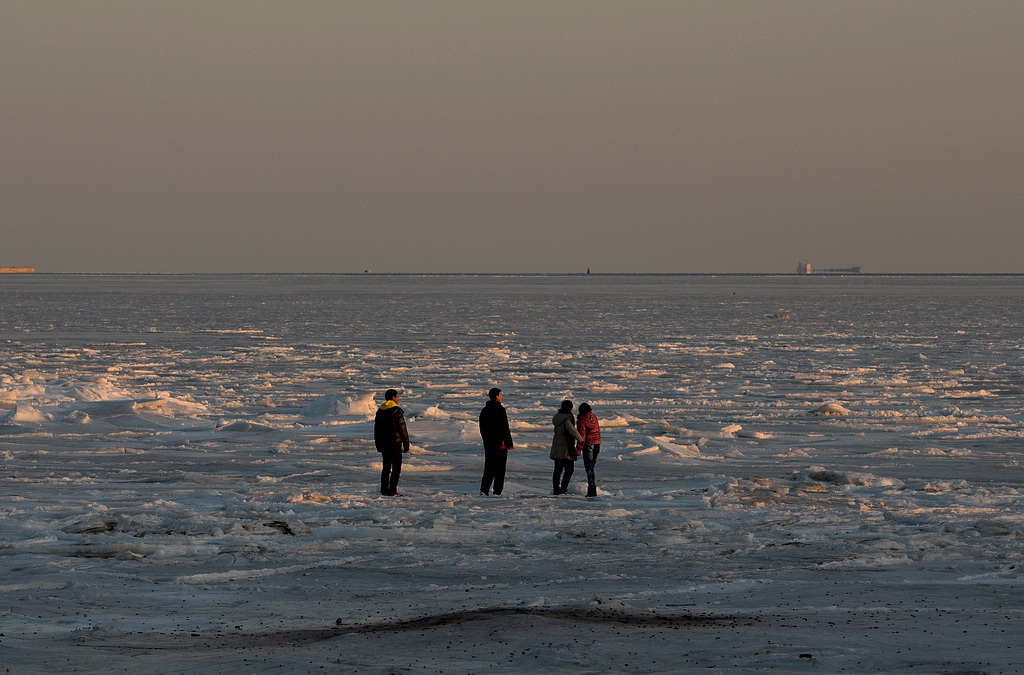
11;271;1024;278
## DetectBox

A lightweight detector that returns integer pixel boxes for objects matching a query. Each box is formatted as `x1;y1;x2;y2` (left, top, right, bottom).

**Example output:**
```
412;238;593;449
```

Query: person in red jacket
576;402;602;498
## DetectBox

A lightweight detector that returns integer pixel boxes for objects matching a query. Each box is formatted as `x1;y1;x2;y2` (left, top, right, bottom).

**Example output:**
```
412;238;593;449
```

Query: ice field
2;273;1023;673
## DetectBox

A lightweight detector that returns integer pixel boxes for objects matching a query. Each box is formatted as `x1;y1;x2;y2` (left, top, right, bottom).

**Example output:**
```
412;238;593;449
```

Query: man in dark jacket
374;388;410;496
479;387;514;496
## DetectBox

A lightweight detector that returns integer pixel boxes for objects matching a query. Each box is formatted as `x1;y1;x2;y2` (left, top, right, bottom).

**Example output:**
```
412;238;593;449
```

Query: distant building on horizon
0;267;34;273
797;262;860;275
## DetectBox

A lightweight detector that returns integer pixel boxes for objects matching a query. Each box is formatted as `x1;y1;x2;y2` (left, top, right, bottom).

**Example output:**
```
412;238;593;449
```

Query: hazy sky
3;1;1022;273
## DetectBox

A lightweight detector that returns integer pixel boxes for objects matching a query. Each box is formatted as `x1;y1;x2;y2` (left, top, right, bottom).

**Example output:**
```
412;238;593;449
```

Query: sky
2;1;1022;274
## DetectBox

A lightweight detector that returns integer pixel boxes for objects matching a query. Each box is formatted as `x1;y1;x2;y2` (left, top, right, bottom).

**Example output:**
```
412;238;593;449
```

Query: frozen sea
1;273;1023;674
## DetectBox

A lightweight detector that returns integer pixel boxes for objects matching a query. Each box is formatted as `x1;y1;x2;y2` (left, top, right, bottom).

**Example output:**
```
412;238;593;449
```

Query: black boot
587;485;597;498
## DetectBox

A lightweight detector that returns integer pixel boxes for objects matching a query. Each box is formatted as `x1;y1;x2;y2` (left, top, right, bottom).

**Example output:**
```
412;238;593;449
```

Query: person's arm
397;409;410;452
501;409;514;450
567;419;584;442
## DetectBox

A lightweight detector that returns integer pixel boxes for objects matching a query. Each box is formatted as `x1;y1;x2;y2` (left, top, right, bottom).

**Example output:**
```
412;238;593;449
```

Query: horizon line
10;271;1024;277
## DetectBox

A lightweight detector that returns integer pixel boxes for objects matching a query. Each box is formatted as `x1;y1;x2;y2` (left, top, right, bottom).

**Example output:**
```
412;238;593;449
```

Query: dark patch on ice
57;542;157;559
81;606;750;651
264;520;298;535
78;400;138;417
0;426;34;435
63;519;119;534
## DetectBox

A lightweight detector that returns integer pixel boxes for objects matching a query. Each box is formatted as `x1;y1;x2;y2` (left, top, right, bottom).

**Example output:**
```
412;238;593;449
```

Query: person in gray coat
550;399;584;495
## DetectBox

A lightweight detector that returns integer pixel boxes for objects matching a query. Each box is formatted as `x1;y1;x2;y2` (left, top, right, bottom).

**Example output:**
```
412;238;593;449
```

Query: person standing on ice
479;387;514;496
575;402;602;498
374;388;410;496
550;399;584;495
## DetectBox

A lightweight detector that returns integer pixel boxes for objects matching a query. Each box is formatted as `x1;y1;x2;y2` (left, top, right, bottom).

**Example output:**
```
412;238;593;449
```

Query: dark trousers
582;444;601;486
480;448;508;495
553;459;575;493
380;450;403;495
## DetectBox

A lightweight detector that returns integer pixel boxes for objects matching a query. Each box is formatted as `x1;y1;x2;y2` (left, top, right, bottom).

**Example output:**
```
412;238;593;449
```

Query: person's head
560;399;573;413
384;388;399;401
488;387;502;401
579;402;591;415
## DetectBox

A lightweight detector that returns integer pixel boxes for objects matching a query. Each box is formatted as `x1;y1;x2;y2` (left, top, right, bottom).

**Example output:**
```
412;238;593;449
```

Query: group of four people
374;387;602;498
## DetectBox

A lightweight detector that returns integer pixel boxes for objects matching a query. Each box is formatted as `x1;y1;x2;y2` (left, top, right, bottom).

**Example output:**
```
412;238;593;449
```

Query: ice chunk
810;402;852;415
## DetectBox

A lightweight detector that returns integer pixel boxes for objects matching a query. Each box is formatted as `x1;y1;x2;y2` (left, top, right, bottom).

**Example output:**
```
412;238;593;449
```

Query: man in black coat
374;388;410;496
479;387;514;496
